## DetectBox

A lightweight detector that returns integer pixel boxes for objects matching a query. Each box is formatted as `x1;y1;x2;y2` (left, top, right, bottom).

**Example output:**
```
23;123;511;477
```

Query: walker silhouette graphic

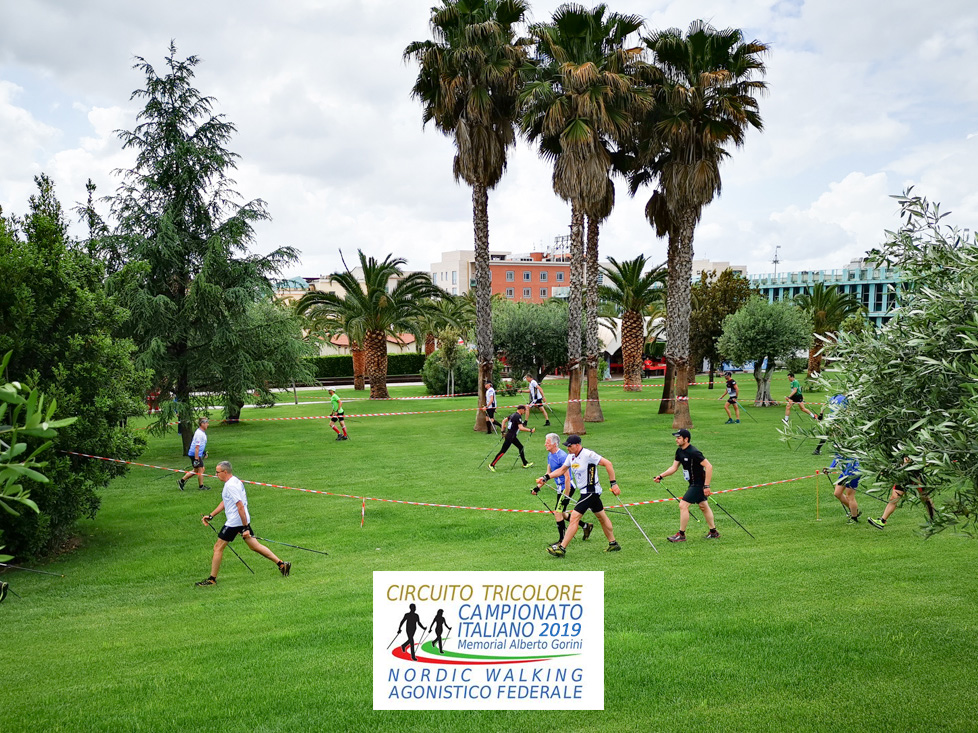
397;603;426;661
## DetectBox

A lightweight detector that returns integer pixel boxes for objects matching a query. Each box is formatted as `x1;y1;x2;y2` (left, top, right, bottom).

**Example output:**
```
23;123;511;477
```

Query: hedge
304;352;426;380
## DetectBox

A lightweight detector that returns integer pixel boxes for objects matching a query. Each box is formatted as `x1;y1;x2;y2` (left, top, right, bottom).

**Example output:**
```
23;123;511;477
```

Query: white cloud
1;0;977;281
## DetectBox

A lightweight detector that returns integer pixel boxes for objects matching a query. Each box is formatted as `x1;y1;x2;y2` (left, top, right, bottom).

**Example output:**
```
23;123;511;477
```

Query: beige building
691;259;747;280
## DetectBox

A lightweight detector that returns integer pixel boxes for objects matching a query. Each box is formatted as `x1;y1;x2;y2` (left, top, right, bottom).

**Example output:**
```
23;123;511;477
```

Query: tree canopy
0;175;147;559
717;296;811;405
815;192;978;533
105;43;303;451
690;268;758;381
492;299;575;381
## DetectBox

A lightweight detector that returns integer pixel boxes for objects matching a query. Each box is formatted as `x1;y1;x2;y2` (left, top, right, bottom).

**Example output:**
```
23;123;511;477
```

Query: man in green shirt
783;373;816;424
328;388;349;441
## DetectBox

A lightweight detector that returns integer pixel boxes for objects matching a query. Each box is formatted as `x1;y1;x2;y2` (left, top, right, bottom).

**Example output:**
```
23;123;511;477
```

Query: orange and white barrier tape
61;449;816;516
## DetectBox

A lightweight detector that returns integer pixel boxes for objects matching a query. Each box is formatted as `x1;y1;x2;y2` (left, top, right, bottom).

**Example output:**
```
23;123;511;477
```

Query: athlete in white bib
525;374;551;426
483;381;503;434
536;435;621;557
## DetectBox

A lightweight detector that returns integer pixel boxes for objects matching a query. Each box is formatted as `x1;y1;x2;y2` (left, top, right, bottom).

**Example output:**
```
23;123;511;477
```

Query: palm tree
584;178;614;422
628;21;768;427
521;2;648;433
599;255;667;391
794;282;863;377
411;295;475;356
295;252;443;399
405;0;529;430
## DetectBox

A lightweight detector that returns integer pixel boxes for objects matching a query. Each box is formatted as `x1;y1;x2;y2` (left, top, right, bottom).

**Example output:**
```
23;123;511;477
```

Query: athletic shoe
706;528;721;539
198;485;211;491
335;434;343;441
0;581;8;603
846;512;861;524
195;577;217;586
488;465;497;473
782;417;789;425
522;462;534;469
605;541;621;552
342;435;349;440
547;544;566;558
279;561;291;577
812;448;822;455
843;506;851;518
582;523;594;541
178;479;186;491
667;532;686;543
868;517;886;530
725;418;734;424
735;420;740;423
544;421;551;426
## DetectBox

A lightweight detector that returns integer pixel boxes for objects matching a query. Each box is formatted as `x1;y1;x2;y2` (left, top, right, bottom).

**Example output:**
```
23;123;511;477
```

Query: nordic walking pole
478;436;503;469
386;631;401;650
0;562;65;577
253;536;329;556
738;402;759;424
816;470;820;521
614;493;659;553
661;486;700;522
708;496;756;539
203;519;255;574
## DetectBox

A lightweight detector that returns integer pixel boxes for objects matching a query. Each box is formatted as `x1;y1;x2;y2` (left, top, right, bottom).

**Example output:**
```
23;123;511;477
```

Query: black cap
672;429;691;439
562;434;582;446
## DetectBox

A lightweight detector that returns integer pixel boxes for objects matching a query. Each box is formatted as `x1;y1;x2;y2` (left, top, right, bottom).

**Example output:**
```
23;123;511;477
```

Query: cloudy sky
2;0;976;281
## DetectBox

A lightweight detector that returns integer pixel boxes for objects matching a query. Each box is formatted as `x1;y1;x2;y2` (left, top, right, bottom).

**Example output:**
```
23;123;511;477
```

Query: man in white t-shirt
536;435;621;556
179;418;210;491
196;461;291;586
525;374;551;427
483;381;502;435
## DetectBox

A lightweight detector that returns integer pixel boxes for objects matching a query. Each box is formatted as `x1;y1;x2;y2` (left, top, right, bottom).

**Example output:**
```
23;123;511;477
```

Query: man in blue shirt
536;433;593;543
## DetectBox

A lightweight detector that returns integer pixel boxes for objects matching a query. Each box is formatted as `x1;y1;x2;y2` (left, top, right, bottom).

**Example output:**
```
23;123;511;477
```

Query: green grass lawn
2;375;976;732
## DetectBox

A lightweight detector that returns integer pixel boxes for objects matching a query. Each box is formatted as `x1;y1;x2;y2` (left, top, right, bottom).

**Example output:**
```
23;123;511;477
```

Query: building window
431;272;437;282
556;272;565;282
506;288;514;298
523;271;532;281
506;271;515;282
452;271;457;285
540;288;548;299
540;271;548;282
523;288;531;298
452;287;457;295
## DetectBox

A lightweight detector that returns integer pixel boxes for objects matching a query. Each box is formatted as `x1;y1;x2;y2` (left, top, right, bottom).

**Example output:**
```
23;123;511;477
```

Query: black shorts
727;396;738;404
191;455;205;469
789;394;804;403
682;484;707;504
218;523;252;542
573;493;603;515
330;411;345;423
486;408;496;420
530;397;544;406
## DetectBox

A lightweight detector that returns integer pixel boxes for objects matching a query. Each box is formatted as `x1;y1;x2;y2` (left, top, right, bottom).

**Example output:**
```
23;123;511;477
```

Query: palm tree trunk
584;215;604;421
352;341;365;391
666;214;695;429
472;182;494;431
621;310;644;392
658;360;675;414
364;329;389;399
564;202;586;434
425;333;436;356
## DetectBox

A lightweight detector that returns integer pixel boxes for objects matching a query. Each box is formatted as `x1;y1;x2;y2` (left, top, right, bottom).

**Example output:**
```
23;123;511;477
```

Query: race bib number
682;469;690;481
